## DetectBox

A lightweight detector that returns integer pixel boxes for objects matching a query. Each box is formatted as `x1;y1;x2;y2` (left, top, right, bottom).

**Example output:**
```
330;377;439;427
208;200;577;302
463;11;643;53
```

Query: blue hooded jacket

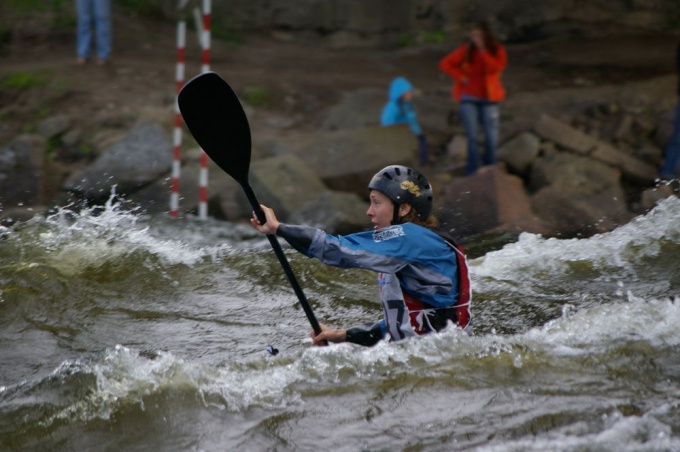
380;77;423;136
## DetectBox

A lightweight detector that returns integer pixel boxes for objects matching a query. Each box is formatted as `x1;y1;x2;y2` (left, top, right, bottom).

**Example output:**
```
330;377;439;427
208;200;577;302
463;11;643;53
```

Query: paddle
178;71;323;337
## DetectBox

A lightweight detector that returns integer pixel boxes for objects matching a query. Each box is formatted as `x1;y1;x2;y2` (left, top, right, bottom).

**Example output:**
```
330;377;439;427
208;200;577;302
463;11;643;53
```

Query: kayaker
250;165;471;347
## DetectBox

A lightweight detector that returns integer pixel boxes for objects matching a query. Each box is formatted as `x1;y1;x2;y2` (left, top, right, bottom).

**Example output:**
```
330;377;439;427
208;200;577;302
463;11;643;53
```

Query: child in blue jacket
381;77;430;166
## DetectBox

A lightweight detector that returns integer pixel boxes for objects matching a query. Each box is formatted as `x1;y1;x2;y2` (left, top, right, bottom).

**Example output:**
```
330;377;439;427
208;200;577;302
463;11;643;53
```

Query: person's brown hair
467;20;500;62
399;208;440;229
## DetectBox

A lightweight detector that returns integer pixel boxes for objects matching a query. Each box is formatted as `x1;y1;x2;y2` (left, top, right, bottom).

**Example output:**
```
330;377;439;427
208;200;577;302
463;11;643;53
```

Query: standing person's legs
75;0;93;61
480;102;500;167
659;101;680;179
92;0;112;62
459;101;480;175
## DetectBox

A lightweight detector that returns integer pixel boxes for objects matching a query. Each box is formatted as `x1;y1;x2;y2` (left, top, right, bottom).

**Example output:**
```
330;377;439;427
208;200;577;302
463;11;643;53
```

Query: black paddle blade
178;72;252;185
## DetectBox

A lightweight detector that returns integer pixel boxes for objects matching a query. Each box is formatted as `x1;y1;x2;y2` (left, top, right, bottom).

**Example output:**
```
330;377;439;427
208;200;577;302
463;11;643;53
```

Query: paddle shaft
242;184;323;335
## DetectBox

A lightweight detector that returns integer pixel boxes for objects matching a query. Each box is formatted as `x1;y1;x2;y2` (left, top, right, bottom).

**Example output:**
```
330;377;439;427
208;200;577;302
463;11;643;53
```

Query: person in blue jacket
381;77;430;166
659;40;680;180
250;165;471;347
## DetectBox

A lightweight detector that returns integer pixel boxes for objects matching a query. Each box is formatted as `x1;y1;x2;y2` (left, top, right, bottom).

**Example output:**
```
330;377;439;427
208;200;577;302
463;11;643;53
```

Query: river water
1;194;679;451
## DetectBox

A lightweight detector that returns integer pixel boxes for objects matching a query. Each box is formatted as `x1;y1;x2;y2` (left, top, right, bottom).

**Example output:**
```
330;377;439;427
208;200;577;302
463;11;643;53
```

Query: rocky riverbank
1;4;679;241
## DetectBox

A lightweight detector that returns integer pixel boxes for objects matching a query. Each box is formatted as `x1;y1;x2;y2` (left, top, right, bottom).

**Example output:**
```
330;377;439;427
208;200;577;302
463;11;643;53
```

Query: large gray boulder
534;114;657;182
63;121;172;202
529;152;633;235
438;166;550;238
289;191;369;235
126;145;262;221
497;131;541;177
0;134;57;209
36;115;71;140
250;153;330;221
320;88;383;131
534;114;598;155
264;125;417;198
205;1;680;47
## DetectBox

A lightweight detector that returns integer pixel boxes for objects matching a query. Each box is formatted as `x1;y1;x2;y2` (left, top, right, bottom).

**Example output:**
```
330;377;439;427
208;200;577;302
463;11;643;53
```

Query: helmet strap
391;204;401;225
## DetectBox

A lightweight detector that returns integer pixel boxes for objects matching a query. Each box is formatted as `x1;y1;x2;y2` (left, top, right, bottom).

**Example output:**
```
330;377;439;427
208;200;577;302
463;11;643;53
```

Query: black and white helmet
368;165;433;219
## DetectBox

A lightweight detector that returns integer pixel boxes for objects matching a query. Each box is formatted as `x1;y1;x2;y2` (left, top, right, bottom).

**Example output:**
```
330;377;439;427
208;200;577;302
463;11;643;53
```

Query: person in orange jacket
439;21;507;175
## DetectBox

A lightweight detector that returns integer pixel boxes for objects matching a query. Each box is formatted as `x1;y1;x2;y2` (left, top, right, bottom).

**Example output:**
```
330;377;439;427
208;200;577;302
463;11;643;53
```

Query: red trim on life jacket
403;292;428;334
402;240;471;333
451;244;471;329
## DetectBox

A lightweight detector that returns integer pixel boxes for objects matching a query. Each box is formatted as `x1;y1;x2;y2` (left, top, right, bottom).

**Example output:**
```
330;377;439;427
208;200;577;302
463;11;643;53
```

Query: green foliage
211;24;244;45
37;107;52;118
396;33;414;48
3;0;71;15
118;0;164;19
2;0;73;33
0;72;46;90
396;29;446;48
46;136;62;160
419;29;446;44
242;86;274;108
0;25;9;52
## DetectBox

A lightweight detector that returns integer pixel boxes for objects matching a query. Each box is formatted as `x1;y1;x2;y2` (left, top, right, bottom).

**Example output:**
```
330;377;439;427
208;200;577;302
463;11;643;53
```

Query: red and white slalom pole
201;0;211;74
197;0;211;220
170;20;186;218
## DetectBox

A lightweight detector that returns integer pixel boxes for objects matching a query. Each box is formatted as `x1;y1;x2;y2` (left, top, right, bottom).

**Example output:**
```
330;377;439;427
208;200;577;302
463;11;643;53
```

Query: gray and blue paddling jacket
277;222;472;346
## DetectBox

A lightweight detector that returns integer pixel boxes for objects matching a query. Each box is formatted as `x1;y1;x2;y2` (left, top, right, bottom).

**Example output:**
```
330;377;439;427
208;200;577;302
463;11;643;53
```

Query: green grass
4;0;68;13
118;0;165;19
0;72;46;89
211;24;244;45
396;28;447;48
242;86;275;108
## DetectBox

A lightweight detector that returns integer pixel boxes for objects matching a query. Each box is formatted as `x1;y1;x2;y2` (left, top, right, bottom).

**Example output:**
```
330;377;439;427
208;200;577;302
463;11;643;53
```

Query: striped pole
201;0;211;73
197;0;211;220
170;20;186;218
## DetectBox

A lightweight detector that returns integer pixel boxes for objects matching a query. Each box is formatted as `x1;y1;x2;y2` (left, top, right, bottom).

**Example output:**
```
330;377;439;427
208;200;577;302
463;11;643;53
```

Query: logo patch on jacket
373;225;405;242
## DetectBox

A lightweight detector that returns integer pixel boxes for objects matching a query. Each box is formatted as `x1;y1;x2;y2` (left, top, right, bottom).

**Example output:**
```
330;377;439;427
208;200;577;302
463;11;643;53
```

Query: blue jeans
659;101;680;179
459;96;500;176
76;0;112;60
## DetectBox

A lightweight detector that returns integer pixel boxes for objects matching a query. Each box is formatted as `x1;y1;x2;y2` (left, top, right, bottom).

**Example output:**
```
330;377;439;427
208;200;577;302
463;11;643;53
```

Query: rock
529;150;620;193
289;191;369;235
61;128;83;148
653;107;675;149
250;153;330;221
414;94;456;138
267;126;417;198
497;131;541;177
590;142;657;182
0;206;47;226
534;114;598;154
528;152;633;235
63;121;172;202
320;88;383;130
36;115;71;139
0;135;57;208
438;166;549;238
531;186;630;236
446;134;467;160
639;183;679;212
534;114;658;183
613;114;633;141
126;146;251;220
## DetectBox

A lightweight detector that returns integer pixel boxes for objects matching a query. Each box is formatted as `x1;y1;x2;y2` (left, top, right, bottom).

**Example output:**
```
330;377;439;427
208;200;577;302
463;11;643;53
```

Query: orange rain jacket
439;42;507;103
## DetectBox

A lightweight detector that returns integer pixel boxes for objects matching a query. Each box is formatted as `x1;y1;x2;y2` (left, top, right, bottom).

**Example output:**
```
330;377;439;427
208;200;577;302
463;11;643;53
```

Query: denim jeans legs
76;0;112;61
659;101;680;180
459;100;499;176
